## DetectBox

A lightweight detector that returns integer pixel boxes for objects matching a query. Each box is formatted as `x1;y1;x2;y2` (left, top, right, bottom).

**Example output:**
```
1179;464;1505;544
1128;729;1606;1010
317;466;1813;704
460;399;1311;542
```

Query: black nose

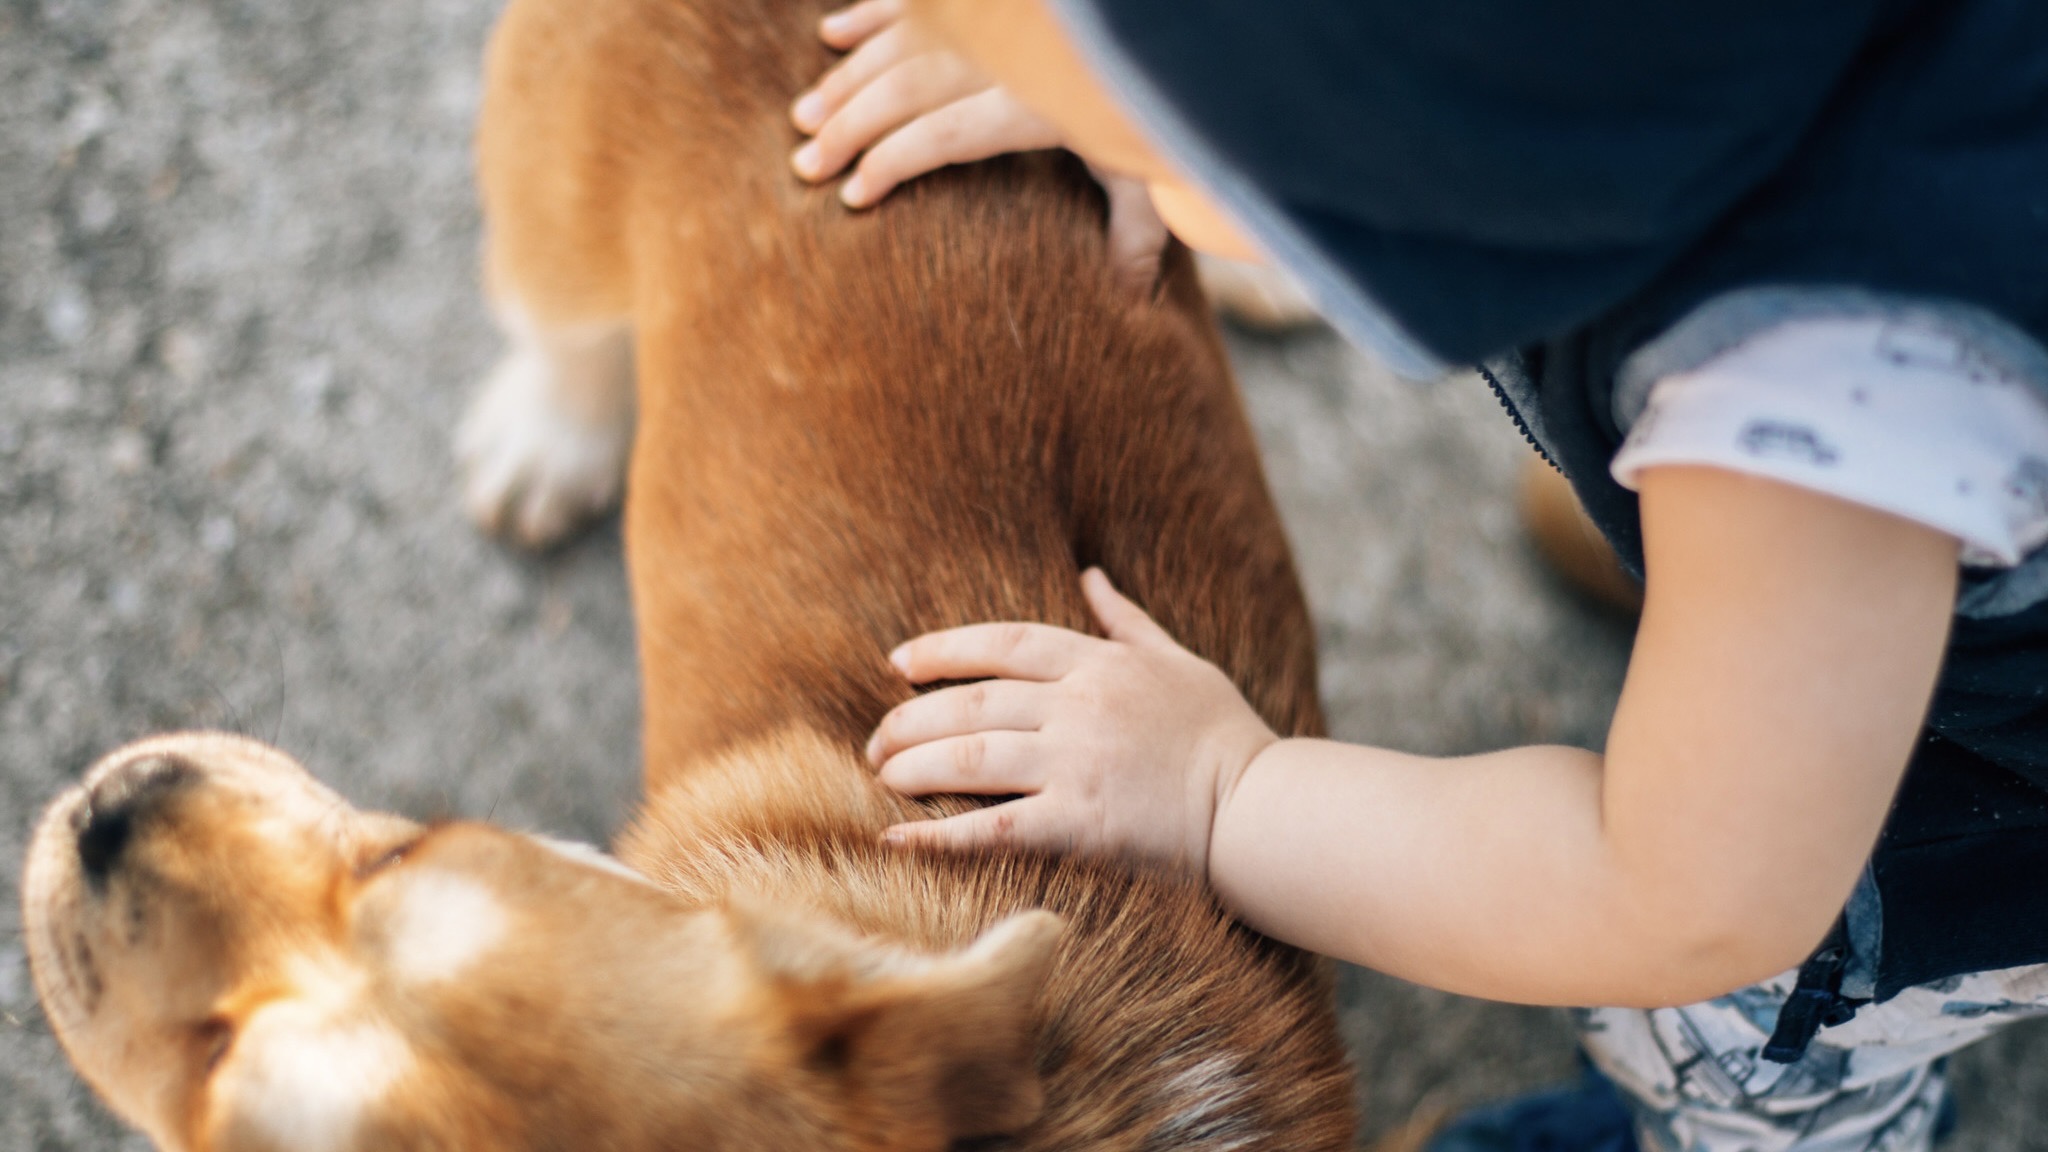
72;754;195;883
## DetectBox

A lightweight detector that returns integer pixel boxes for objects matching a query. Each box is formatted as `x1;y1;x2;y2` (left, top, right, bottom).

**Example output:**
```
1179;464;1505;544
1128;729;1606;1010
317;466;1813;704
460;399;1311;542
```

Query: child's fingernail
792;142;821;177
864;733;883;763
887;644;910;673
881;828;906;847
821;12;852;36
792;92;824;129
840;173;868;206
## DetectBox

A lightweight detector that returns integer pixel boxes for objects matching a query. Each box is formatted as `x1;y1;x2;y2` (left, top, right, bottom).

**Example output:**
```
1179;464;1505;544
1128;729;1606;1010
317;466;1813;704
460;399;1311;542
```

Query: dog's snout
73;755;196;882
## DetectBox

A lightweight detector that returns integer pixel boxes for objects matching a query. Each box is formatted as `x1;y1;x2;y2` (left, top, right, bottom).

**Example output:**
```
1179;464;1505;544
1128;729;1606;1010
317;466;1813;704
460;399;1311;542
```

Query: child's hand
791;0;1063;208
867;569;1279;872
792;0;1169;288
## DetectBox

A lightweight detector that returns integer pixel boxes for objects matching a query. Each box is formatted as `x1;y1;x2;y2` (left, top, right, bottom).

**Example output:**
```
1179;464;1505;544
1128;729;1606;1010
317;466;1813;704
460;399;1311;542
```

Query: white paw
1196;254;1322;331
455;348;632;549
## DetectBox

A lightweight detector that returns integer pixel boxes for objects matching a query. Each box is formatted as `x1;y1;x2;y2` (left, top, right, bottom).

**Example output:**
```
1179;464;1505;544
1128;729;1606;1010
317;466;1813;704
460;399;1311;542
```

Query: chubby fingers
793;50;986;184
888;620;1103;684
818;0;901;49
1090;171;1170;294
868;678;1046;763
793;19;916;135
882;799;1067;852
876;731;1049;797
1080;567;1176;648
842;88;1061;207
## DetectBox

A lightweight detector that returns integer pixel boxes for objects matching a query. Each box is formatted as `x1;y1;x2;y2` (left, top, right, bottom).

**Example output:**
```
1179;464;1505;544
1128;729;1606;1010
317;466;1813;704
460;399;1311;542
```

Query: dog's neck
609;725;1353;1152
616;725;982;941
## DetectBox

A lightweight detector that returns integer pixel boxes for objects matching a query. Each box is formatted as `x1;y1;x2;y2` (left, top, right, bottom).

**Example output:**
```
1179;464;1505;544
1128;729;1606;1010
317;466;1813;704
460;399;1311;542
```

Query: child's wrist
1204;729;1282;886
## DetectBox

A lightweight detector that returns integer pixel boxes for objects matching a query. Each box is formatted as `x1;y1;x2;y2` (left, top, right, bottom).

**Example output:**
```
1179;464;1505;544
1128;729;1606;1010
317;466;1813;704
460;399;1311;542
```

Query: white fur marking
455;300;633;547
385;869;508;985
1149;1054;1262;1152
530;834;654;886
222;1010;411;1152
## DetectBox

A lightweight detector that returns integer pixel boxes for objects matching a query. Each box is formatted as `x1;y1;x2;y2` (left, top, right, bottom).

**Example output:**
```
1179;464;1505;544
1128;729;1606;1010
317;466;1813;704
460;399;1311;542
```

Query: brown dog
20;0;1354;1148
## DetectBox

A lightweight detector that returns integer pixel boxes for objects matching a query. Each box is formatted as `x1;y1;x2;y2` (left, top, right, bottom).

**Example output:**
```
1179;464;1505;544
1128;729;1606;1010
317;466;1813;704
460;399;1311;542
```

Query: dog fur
21;0;1354;1147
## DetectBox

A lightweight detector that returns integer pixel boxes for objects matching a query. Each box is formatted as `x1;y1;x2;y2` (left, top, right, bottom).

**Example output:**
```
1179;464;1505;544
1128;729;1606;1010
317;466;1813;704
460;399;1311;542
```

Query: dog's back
479;0;1321;771
477;0;1351;1147
15;2;1357;1147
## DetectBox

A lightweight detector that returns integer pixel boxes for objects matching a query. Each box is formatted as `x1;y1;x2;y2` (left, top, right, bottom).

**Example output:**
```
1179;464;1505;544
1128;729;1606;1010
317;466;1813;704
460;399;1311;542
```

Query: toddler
792;1;2048;1148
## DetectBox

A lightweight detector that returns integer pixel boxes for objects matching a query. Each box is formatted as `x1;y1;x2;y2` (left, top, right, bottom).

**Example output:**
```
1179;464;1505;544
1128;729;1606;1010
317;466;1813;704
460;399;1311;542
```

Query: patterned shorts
1578;964;2048;1152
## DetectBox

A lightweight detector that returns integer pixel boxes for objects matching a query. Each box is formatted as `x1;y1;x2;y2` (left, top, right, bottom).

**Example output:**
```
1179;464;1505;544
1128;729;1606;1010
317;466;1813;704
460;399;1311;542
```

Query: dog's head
22;732;1061;1151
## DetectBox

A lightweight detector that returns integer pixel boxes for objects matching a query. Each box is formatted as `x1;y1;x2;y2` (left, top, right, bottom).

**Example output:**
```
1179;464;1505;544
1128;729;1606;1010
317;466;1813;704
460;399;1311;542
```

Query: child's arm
871;466;1958;1007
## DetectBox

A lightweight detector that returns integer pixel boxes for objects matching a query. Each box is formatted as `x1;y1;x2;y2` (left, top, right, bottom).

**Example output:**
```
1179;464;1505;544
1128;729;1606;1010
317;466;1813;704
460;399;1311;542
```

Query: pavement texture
2;0;2044;1148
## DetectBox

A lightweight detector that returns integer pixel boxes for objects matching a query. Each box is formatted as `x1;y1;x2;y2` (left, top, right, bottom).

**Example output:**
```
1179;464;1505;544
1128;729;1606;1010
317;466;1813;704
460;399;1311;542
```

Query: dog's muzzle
72;753;195;883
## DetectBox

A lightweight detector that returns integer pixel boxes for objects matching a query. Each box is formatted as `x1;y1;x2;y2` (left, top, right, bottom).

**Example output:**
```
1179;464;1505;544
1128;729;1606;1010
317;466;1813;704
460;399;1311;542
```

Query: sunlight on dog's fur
25;732;1079;1151
25;727;1347;1151
23;0;1356;1147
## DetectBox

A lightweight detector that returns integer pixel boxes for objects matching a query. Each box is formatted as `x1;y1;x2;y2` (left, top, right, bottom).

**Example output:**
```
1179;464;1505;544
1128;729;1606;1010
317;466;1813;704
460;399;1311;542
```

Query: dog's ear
727;901;1064;1144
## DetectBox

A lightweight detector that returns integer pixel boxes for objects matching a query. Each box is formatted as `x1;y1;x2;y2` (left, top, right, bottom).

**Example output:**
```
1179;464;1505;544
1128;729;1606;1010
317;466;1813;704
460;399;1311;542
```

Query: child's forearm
868;469;1957;1008
1209;738;1809;1007
1211;471;1958;1009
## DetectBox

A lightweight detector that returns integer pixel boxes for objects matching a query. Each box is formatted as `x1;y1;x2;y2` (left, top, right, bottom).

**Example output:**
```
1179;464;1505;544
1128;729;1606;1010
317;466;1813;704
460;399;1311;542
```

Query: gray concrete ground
2;0;2044;1147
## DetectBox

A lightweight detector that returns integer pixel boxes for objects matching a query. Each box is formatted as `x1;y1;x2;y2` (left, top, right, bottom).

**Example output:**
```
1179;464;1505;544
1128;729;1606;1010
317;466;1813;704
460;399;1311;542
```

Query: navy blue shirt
1061;0;2048;1002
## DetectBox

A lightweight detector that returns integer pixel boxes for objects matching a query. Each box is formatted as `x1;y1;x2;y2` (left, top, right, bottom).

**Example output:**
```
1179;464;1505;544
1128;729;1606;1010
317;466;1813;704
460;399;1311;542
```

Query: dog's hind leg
457;0;643;549
456;286;633;549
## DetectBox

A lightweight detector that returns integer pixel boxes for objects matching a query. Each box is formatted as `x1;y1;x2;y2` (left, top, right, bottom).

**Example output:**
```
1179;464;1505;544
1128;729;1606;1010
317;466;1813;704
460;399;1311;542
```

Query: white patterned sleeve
1610;317;2048;568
